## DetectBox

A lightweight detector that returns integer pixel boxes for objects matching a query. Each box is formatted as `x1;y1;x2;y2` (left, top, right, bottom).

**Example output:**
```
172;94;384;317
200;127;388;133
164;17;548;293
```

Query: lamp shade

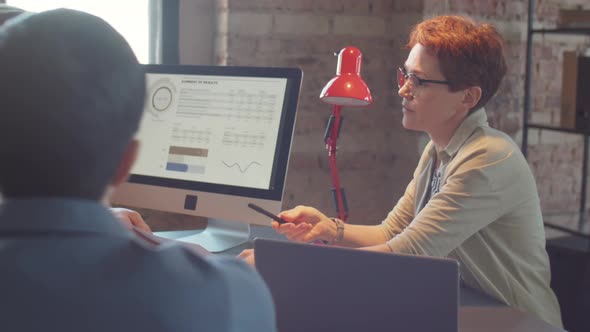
320;46;373;107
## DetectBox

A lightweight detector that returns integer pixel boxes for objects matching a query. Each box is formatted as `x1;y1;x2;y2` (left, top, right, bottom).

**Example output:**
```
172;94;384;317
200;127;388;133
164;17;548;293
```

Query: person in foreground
240;15;563;328
0;9;276;332
0;3;151;234
0;4;22;23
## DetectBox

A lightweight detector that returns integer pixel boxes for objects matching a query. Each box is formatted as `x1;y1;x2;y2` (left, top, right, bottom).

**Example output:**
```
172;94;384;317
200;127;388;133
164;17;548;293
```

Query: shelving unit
522;3;590;331
521;0;590;238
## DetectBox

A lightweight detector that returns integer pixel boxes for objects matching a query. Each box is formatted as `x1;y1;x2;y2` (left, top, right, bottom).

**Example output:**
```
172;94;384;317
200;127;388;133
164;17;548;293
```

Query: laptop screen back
255;239;459;332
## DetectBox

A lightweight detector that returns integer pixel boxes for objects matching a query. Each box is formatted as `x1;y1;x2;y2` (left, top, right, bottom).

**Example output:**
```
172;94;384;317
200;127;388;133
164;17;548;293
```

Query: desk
221;225;564;332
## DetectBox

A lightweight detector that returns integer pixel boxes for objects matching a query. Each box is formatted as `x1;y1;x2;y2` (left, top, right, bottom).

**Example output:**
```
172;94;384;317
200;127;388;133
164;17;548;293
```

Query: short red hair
407;15;507;111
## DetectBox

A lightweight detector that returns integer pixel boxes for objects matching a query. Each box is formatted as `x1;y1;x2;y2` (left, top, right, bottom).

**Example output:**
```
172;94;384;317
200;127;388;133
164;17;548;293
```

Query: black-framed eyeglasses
397;67;450;89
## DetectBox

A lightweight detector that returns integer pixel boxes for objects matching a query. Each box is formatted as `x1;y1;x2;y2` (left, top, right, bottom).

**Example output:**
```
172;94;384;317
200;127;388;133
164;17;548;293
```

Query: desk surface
216;225;563;332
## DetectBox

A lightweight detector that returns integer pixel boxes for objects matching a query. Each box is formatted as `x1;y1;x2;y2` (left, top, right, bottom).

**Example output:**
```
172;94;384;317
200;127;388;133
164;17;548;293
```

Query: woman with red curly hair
257;15;562;328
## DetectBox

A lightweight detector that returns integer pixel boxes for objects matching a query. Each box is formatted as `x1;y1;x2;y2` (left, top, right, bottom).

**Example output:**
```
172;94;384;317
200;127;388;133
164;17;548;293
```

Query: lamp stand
325;105;348;222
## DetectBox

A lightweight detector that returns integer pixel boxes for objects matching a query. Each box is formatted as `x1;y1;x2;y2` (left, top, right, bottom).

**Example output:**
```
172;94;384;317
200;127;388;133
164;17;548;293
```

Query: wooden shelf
523;1;590;241
527;123;589;135
545;222;590;240
531;28;590;35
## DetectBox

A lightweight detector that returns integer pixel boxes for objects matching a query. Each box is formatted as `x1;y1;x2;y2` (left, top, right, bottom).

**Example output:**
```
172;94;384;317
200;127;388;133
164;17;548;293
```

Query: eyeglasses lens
397;68;405;89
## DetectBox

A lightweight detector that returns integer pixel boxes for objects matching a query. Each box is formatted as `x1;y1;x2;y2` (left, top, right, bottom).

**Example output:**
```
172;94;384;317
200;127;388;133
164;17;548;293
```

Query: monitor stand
154;219;251;253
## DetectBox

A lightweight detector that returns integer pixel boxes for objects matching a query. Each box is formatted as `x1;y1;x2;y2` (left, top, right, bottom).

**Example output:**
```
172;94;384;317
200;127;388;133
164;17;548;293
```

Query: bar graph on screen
166;146;207;174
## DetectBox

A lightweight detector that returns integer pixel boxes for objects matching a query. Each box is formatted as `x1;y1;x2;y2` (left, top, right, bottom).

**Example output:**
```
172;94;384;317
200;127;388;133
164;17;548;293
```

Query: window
7;0;150;63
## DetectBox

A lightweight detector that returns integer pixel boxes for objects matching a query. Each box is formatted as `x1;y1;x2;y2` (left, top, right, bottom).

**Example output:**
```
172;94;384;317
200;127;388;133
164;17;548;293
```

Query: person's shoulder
127;242;276;330
464;126;521;163
183;250;276;331
132;241;260;283
140;242;272;299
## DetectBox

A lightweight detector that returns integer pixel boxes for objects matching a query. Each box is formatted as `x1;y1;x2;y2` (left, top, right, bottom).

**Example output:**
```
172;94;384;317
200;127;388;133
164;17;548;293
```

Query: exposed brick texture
223;0;590;227
424;0;590;230
226;0;423;224
148;0;590;231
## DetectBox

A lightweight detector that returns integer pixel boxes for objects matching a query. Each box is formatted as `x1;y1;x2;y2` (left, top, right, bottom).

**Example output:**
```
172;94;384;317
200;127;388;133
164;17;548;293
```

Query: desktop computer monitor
111;64;302;252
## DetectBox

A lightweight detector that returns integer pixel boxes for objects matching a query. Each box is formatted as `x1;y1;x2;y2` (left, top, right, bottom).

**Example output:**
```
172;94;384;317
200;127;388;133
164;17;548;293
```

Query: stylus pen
248;203;287;224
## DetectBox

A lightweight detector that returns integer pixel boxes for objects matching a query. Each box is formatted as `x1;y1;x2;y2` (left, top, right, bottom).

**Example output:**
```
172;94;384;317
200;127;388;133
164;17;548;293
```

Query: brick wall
223;0;590;229
423;0;590;231
225;0;424;224
144;0;590;231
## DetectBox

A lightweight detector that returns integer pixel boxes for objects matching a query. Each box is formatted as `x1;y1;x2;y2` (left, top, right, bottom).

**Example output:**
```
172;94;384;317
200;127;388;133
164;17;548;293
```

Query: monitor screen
111;65;302;248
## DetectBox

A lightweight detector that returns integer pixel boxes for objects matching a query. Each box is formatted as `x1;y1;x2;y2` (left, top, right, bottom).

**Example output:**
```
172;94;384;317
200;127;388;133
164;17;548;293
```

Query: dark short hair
0;5;24;26
407;15;507;111
0;9;145;199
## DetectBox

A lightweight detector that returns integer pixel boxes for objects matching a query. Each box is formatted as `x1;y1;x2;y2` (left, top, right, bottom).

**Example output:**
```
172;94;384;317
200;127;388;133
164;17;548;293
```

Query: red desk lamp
319;46;373;222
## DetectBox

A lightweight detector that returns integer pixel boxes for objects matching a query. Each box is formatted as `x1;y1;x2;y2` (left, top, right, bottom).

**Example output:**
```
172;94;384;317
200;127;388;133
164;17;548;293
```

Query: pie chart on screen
148;78;176;119
152;86;173;111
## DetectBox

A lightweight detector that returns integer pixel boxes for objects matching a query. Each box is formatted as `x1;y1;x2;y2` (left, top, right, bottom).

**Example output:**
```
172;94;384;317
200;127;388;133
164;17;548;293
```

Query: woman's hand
110;207;152;233
238;248;256;267
273;205;335;243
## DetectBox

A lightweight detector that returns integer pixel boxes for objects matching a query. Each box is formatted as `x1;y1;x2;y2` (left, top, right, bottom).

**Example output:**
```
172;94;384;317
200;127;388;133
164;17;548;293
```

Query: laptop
255;238;459;332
